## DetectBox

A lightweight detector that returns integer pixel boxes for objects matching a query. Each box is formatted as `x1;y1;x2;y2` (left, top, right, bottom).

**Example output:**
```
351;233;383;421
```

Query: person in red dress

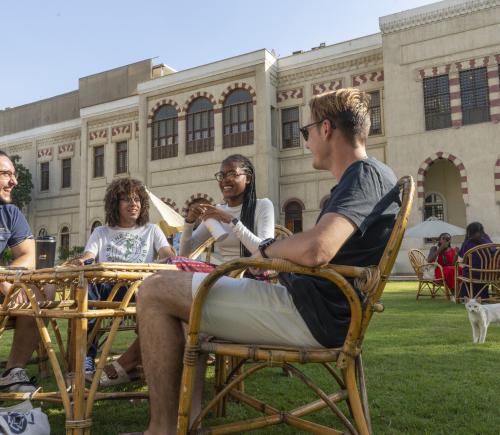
427;232;458;292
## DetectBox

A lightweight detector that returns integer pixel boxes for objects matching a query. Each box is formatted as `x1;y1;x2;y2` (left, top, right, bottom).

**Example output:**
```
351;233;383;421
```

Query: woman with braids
174;154;275;269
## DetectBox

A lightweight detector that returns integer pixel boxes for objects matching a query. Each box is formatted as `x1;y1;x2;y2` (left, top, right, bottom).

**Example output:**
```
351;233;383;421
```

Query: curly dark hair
104;178;150;227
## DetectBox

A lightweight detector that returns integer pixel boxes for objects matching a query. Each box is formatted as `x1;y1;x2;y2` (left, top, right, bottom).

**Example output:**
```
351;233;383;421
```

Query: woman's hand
186;203;209;224
200;205;232;224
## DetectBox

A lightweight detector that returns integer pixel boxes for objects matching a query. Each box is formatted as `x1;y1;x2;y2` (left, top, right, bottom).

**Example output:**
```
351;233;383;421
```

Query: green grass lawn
1;281;500;434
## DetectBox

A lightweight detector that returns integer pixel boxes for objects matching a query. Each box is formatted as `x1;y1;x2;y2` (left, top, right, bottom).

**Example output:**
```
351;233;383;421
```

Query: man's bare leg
6;284;56;370
138;270;193;435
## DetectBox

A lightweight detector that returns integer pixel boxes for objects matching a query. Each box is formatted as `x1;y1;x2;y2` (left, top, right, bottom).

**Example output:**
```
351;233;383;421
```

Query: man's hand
0;281;28;304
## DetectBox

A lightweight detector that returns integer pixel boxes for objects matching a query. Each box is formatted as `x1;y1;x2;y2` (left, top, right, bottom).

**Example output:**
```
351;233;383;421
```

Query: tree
10;154;33;210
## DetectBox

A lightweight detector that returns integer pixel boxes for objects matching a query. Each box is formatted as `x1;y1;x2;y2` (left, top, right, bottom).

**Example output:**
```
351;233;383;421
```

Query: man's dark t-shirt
0;204;33;253
280;157;399;348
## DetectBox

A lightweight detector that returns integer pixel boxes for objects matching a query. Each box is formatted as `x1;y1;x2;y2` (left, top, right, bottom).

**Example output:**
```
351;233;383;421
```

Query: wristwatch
231;217;239;226
258;238;276;258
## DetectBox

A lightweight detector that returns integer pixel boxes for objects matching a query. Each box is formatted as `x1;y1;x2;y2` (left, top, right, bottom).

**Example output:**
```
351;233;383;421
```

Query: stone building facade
0;0;499;272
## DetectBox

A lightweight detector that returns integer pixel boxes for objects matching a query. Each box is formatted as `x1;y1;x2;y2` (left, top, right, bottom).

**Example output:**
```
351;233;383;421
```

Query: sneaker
0;368;36;393
84;356;96;375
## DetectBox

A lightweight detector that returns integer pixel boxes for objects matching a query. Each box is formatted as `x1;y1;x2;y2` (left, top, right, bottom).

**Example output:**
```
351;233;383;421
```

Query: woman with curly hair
78;177;174;385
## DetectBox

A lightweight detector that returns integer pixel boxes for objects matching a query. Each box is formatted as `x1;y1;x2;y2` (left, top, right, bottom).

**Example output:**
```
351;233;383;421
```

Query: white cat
465;298;500;343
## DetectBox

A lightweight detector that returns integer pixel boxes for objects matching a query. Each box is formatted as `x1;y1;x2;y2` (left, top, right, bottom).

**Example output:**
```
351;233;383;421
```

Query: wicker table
0;262;176;434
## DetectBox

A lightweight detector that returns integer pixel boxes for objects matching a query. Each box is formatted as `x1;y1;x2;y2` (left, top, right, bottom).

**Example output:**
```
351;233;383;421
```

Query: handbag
0;400;50;435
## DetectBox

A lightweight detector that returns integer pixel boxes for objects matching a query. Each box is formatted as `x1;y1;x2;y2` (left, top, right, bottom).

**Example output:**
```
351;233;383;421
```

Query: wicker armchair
177;176;415;435
408;249;450;300
455;243;500;302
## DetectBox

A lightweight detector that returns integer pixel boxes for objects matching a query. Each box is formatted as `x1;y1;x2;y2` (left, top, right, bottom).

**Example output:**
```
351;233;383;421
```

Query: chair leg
356;354;372;435
344;362;370;435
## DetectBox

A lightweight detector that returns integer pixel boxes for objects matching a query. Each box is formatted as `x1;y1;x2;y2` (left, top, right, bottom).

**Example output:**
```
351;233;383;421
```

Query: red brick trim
416;152;469;208
218;83;257;105
147;99;180;127
160;197;180;213
182;92;217;113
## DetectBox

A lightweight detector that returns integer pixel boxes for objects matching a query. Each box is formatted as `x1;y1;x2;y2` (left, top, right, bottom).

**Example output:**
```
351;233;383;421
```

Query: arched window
60;226;70;253
91;221;102;234
152;105;178;160
424;192;446;221
285;201;303;233
223;89;254;148
186;98;214;154
38;228;47;237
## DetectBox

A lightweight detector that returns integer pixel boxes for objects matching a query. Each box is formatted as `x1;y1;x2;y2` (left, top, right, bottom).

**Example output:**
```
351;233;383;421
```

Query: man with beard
0;150;41;393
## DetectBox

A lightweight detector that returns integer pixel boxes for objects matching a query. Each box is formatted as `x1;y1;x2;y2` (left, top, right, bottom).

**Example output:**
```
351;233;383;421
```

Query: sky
0;0;437;109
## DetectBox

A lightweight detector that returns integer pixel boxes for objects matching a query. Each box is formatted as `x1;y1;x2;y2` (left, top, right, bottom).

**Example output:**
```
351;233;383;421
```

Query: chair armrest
188;237;216;260
186;257;376;368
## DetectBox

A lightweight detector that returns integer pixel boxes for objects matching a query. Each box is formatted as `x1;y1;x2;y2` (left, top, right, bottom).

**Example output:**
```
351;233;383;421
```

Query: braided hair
221;154;256;257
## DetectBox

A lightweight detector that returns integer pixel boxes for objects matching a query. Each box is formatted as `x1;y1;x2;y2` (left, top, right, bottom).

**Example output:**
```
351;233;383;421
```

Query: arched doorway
423;158;466;229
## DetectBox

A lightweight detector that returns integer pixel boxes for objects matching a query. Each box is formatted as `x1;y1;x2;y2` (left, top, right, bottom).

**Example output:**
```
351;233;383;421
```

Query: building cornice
277;51;383;87
380;0;500;34
87;111;139;130
138;49;275;95
0;118;81;145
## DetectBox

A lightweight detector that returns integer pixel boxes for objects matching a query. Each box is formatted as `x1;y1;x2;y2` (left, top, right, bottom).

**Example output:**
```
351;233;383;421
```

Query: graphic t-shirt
84;223;169;263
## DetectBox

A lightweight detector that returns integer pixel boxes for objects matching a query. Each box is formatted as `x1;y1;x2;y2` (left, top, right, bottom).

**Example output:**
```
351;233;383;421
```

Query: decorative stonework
36;132;80;147
312;79;342;95
380;0;500;34
278;51;382;87
161;197;180;213
417;54;500;79
218;83;257;105
276;87;303;103
5;142;32;154
495;157;500;203
182;194;215;216
89;128;108;145
487;62;500;123
416;152;469;208
147;99;181;127
181;92;217;114
37;147;53;162
135;121;139;138
111;124;132;141
87;112;138;130
58;143;75;159
281;197;305;212
352;70;384;86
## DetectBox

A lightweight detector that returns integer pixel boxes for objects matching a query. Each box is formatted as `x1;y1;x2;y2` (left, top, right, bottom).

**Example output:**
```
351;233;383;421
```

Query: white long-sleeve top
179;198;275;264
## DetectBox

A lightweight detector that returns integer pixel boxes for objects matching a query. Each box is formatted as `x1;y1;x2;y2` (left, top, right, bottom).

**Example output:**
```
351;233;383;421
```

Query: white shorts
191;273;321;347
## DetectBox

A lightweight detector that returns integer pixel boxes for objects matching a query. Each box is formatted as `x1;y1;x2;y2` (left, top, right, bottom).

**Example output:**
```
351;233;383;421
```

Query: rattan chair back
456;243;500;300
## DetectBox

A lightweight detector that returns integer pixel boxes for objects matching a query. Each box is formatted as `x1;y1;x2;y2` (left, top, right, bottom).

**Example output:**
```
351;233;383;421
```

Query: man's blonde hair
309;87;371;145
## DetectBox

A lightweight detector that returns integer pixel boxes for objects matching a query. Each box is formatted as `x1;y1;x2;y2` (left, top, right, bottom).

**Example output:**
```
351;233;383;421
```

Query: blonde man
136;88;401;434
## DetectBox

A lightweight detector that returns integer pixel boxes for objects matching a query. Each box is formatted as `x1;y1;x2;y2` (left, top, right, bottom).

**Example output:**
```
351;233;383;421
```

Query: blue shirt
0;204;33;254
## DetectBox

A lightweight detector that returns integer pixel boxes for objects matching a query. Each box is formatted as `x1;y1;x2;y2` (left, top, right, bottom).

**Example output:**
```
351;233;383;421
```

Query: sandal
99;360;140;387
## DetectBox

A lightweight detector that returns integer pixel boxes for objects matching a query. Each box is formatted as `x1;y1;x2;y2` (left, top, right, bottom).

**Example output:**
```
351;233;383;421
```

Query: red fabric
166;256;270;281
434;248;458;290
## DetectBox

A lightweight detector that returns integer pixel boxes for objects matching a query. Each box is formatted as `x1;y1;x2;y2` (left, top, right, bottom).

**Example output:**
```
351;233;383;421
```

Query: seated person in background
427;232;458;293
458;222;493;300
136;88;401;433
171;153;274;269
77;177;174;384
0;150;53;393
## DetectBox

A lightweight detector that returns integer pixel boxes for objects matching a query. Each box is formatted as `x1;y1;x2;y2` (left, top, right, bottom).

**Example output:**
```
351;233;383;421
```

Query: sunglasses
299;119;336;141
